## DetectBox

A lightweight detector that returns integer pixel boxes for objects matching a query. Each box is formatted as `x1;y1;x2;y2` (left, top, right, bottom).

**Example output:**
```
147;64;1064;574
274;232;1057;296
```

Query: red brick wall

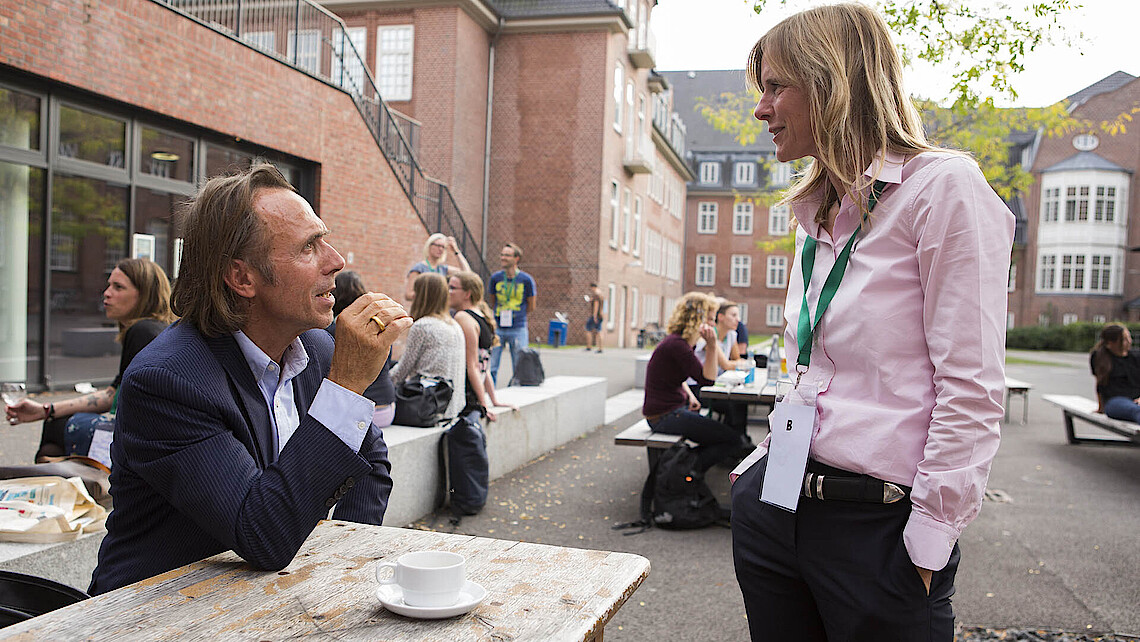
1;0;426;298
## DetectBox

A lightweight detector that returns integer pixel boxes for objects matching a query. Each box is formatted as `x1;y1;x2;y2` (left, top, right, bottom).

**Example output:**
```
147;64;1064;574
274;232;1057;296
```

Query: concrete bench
1004;377;1033;424
1042;394;1140;446
614;419;684;469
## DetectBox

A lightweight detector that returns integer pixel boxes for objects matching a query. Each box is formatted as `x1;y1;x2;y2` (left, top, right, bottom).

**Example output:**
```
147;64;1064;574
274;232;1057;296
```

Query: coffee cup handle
375;561;398;585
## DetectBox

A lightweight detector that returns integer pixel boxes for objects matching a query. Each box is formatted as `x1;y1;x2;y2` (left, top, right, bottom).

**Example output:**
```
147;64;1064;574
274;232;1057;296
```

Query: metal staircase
156;0;490;279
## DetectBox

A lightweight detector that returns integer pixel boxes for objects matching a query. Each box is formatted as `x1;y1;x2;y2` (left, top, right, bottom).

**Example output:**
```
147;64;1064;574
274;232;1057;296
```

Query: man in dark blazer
89;165;413;595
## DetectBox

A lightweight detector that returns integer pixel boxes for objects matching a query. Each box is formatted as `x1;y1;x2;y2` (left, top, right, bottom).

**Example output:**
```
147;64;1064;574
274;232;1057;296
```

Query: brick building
319;0;694;348
661;69;792;338
0;0;434;388
1008;72;1140;327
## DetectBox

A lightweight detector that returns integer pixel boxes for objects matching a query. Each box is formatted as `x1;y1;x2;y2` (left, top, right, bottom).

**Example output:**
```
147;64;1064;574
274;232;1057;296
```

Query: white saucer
376;580;488;619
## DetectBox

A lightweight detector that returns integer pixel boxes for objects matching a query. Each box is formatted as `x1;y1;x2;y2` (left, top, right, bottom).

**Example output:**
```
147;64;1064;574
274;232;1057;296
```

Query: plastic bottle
767;334;781;383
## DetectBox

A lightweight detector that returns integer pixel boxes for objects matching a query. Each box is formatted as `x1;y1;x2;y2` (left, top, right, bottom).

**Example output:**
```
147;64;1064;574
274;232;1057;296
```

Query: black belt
800;461;910;504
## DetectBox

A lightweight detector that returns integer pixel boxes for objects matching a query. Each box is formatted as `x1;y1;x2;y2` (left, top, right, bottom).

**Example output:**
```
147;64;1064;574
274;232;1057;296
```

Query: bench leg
1063;411;1079;444
647;447;662;471
1022;393;1029;424
1064;412;1140;446
1004;390;1011;423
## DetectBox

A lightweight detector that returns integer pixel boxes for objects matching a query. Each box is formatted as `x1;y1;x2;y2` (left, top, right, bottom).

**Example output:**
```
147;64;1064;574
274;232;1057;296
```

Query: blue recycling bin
547;320;567;347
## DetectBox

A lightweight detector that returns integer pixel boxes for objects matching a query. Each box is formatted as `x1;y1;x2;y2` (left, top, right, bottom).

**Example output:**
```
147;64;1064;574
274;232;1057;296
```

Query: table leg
1022;392;1029;424
1004;390;1011;422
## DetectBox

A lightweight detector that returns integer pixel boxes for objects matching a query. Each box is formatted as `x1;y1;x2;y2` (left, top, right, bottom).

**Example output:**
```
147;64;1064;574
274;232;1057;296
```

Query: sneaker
596;349;603;353
583;347;592;351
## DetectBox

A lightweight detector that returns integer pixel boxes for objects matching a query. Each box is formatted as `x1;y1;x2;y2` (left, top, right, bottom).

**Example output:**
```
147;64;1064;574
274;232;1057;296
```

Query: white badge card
499;308;513;328
759;384;817;512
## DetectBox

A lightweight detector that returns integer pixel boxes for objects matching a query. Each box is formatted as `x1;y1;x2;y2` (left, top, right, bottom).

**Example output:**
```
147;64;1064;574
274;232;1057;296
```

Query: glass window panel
0;88;41;151
205;145;256;178
134;188;188;280
139;127;195;182
0;162;45;385
48;174;128;386
58;105;126;168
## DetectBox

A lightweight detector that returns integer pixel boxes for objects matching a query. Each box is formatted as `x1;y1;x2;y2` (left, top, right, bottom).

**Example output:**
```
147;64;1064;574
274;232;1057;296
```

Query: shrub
1006;322;1140;352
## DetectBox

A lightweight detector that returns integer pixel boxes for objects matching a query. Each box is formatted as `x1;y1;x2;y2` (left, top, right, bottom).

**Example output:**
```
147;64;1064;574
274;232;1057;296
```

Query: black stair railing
154;0;490;281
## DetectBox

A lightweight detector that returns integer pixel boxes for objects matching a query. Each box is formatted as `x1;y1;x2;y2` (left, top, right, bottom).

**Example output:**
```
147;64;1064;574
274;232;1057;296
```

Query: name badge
499;309;513;328
759;383;818;512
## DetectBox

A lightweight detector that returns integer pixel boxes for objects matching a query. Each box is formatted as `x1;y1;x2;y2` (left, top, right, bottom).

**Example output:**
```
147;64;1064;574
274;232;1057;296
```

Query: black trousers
731;456;959;642
648;408;739;473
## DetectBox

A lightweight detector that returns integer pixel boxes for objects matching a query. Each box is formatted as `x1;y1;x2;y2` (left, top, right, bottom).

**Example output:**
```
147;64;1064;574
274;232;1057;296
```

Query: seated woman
404;233;471;303
5;258;175;467
1089;323;1140;422
390;272;466;423
448;270;516;423
642;292;740;475
700;301;750;438
327;271;396;427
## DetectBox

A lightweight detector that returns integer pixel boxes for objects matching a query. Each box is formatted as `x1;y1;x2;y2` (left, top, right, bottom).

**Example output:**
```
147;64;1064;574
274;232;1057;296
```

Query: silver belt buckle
882;482;905;504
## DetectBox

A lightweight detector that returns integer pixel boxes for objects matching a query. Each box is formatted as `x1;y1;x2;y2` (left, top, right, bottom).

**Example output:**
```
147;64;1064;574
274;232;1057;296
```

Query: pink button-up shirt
763;150;1013;570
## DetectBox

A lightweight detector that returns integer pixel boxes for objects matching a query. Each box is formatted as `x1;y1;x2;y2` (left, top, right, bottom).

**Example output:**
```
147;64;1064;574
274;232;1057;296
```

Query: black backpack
508;347;545;386
614;442;725;534
438;413;490;524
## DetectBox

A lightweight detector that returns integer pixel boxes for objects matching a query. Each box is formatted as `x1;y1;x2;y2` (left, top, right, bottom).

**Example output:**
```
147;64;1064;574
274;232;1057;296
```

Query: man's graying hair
171;163;294;337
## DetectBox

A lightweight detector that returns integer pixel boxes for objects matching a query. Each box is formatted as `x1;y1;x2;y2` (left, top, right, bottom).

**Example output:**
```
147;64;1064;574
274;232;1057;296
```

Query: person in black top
5;258;176;466
327;271;396;427
448;271;515;421
1089;323;1140;422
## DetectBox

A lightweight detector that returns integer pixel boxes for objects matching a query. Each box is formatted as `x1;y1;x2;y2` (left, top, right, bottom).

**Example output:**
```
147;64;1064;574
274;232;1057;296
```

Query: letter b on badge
786;419;793;431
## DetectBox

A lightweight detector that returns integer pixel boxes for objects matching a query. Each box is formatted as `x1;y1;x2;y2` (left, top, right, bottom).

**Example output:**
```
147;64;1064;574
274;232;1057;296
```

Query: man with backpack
487;243;537;385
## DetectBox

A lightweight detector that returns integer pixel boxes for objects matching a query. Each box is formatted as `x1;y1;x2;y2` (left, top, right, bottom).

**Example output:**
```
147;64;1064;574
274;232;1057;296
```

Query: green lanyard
499;275;518;311
795;181;887;379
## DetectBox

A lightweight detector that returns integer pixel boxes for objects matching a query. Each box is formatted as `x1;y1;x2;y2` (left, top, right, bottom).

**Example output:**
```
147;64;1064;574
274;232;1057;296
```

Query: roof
486;0;625;19
659;69;775;154
1065;71;1137;108
1040;151;1131;174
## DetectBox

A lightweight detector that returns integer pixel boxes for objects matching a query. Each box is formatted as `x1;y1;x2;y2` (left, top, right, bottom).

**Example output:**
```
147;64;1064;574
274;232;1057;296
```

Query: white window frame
1038;254;1056;291
1062;313;1079;325
606;284;617;331
287;28;321;76
332;27;367;93
734;161;755;186
730;254;752;287
632;196;642;256
609;180;620;248
770;161;792;186
768;204;789;236
699;161;720;185
695;254;716;286
243;30;275;51
621;187;632;252
733;202;753;235
376;25;414;101
766;256;787;288
1041;187;1060;223
1094;185;1117;222
737;303;748;325
766;304;784;327
630;287;640;328
697;202;718;234
613;63;624;131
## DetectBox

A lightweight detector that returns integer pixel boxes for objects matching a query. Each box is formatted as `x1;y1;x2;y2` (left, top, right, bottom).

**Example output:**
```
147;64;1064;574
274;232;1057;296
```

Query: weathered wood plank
0;522;649;641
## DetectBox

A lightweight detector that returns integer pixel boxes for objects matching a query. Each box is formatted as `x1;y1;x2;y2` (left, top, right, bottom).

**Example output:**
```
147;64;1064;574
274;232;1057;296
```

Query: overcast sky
651;0;1140;108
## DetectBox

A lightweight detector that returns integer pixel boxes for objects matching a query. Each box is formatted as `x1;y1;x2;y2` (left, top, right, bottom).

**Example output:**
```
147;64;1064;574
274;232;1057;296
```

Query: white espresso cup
375;550;466;607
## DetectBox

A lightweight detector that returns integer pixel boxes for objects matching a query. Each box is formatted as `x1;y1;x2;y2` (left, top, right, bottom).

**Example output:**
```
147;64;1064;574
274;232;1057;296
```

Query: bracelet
43;403;54;420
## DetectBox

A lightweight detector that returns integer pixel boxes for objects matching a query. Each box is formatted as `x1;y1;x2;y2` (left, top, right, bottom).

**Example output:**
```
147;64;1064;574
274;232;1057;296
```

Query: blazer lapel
205;334;276;468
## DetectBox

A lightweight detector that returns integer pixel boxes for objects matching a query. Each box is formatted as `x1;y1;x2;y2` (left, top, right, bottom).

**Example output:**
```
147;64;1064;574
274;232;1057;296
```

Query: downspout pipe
481;17;505;263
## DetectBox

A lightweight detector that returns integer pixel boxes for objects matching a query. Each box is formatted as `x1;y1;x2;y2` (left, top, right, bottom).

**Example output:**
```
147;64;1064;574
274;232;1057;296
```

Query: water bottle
766;334;781;383
738;348;755;383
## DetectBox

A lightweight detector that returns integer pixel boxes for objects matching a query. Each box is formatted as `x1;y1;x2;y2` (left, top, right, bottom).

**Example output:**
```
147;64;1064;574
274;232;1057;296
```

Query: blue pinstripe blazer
89;321;393;595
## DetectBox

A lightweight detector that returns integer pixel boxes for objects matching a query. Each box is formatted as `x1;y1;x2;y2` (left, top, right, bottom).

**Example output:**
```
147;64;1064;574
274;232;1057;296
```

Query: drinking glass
1;382;26;407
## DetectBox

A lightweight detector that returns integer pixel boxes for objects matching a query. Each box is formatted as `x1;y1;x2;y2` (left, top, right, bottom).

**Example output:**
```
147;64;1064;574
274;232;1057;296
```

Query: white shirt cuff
308;379;375;453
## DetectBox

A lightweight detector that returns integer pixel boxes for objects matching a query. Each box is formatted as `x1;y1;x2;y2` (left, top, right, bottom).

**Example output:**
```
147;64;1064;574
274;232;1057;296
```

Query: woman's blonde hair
747;2;942;223
422;233;448;264
114;257;177;341
409;272;454;323
666;292;717;343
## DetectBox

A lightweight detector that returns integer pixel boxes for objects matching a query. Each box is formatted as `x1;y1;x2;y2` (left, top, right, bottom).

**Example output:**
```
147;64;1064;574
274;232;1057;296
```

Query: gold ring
370;315;386;332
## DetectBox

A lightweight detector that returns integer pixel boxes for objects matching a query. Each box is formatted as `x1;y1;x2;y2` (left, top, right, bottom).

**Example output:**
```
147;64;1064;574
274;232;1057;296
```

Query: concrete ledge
382;375;606;527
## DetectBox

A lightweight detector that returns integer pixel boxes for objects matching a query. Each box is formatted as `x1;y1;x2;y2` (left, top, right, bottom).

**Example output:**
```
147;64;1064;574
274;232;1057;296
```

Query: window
377;25;414;101
768;204;789;236
0;87;42;151
733;202;753;235
621;188;632;252
607;284;617;331
1007;263;1016;292
625;81;635;151
613;64;624;131
242;30;275;53
766;256;788;288
1062;313;1079;325
695;254;715;286
287;29;321;76
1064;186;1089;222
59;104;125;168
1038;313;1051;327
1007;313;1016;330
1095;186;1116;222
1041;187;1060;222
737;303;748;324
1039;255;1056;290
644;293;661;324
609;180;620;248
697;202;718;234
734;161;755;186
1092;314;1107;324
667;241;681;280
332;27;367;93
630;287;639;327
699;161;719;185
1090;255;1112;291
632;197;642;256
730;255;752;287
644;228;661;275
1060;254;1085;291
770;161;792;186
766;304;784;327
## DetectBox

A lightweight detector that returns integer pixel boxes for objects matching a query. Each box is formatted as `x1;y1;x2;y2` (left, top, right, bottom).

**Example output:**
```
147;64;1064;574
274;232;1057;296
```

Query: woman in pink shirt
730;5;1014;641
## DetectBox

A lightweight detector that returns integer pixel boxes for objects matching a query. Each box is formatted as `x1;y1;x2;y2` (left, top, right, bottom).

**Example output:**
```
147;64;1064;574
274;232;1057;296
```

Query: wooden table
1;521;650;641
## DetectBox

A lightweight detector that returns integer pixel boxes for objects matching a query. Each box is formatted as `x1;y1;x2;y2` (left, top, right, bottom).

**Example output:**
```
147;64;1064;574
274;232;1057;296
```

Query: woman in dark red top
642;292;741;474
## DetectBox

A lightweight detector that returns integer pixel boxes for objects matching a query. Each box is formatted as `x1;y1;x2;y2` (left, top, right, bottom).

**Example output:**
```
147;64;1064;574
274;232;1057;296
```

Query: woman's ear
223;259;258;299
